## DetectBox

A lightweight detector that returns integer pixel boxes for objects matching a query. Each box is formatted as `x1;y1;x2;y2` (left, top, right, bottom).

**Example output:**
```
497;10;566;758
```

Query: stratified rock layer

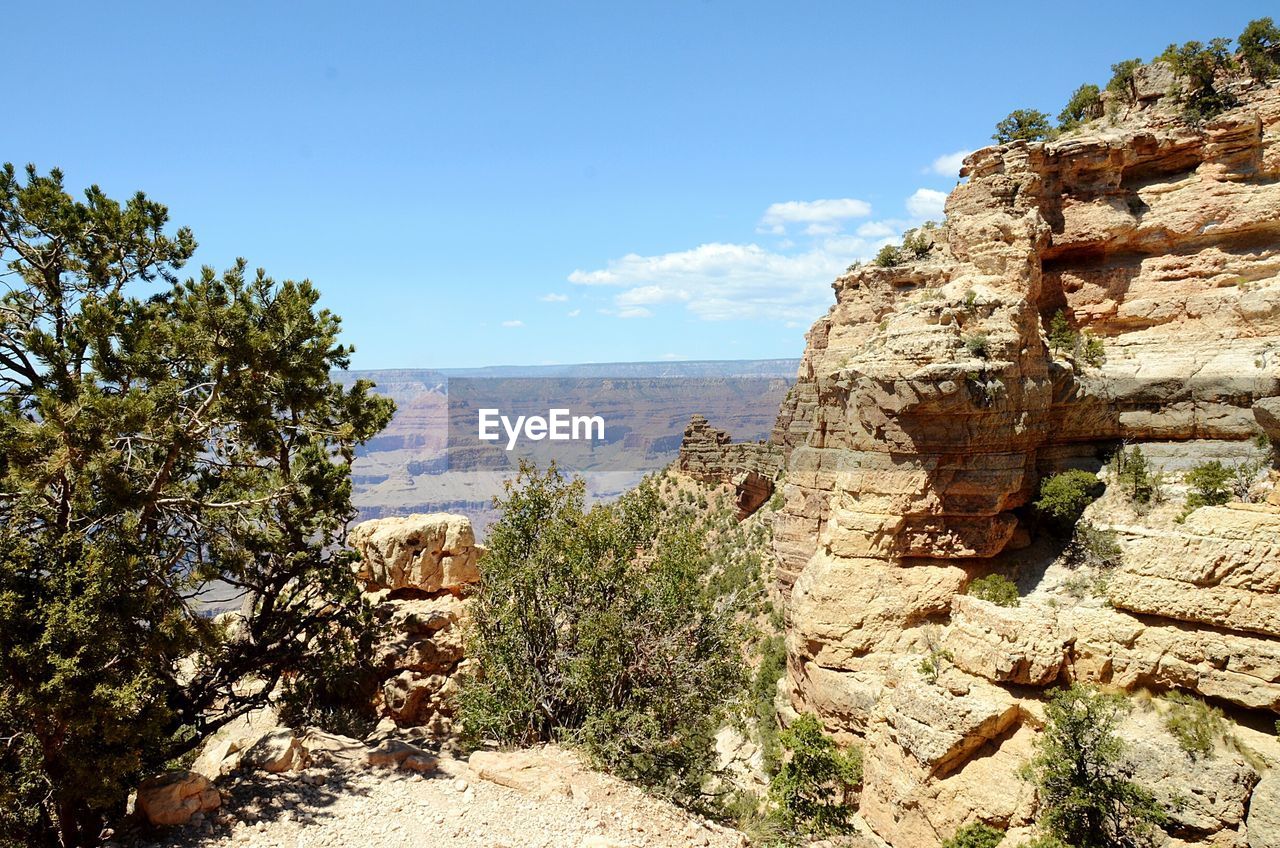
773;70;1280;848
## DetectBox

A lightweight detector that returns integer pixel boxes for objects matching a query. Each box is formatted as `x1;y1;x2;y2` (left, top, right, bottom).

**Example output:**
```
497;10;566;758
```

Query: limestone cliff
773;67;1280;847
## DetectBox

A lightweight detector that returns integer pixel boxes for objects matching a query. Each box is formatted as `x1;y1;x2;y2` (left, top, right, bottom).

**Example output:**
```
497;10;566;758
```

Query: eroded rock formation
349;512;483;736
773;69;1280;847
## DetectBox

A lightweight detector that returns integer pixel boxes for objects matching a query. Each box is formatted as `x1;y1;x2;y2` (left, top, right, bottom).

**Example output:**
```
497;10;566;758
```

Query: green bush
753;635;788;775
993;109;1054;143
1035;470;1104;531
1025;685;1166;847
1163;692;1227;760
964;333;991;359
1046;310;1104;366
943;822;1006;848
769;714;862;836
1184;460;1233;512
1106;59;1143;107
1158;38;1238;122
1240;17;1280;81
902;227;934;259
1067;522;1123;571
1110;445;1157;505
967;574;1020;607
874;244;904;267
458;463;744;807
1047;309;1076;353
1058;84;1102;131
1079;332;1106;367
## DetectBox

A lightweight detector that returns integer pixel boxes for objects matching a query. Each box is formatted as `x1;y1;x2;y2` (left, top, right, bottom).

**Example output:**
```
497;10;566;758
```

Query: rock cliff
773;68;1280;847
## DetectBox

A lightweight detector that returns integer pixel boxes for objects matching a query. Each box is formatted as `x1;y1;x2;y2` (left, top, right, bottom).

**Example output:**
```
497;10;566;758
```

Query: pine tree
0;164;394;846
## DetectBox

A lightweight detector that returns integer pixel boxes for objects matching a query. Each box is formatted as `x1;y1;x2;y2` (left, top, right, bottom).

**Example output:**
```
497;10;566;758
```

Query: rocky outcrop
773;72;1280;848
677;414;785;518
349;512;481;594
136;771;221;827
349;513;483;735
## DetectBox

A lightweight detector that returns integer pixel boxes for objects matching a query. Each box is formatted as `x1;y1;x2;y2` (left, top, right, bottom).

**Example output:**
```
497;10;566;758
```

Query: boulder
1122;710;1258;838
881;668;1020;776
1255;397;1280;441
1249;770;1280;848
349;513;482;594
242;727;306;773
469;747;575;799
136;771;220;827
946;595;1066;686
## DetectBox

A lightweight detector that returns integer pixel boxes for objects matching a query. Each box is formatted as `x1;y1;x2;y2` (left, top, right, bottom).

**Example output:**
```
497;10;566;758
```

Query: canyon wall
773;69;1280;847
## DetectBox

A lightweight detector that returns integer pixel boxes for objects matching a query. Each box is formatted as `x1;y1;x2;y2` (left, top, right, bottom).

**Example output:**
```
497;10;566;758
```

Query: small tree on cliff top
992;109;1054;143
0;164;394;846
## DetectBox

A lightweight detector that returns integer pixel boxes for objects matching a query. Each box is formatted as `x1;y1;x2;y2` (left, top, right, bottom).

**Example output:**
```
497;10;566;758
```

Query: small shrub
902;228;933;259
753;635;788;775
1067;522;1122;571
993;109;1054;143
1047;309;1076;353
1058;83;1102;131
1239;17;1280;81
943;822;1006;848
964;333;991;359
1230;457;1267;502
1163;692;1227;760
1184;460;1233;511
874;244;904;267
845;260;863;273
769;714;862;836
967;574;1020;607
1025;685;1166;847
1110;445;1156;506
1036;470;1105;532
964;289;978;310
459;464;744;807
1079;331;1105;367
1106;59;1143;107
918;628;954;684
1158;38;1238;123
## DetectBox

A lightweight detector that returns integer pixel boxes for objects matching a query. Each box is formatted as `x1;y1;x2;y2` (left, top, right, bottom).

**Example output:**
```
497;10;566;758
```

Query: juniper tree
0;164;394;846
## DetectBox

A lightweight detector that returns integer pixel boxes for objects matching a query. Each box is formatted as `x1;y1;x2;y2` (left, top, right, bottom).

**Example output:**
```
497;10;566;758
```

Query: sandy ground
137;746;747;848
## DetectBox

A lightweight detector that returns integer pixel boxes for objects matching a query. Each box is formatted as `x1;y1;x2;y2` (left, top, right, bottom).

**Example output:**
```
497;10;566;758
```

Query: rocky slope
772;67;1280;847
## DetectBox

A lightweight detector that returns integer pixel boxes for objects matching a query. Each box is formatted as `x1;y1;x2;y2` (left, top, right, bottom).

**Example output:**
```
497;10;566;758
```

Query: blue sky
8;1;1267;368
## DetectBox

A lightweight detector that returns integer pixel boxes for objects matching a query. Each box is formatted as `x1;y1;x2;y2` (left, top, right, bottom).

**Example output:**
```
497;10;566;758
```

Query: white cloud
501;319;524;328
569;235;896;323
929;149;973;177
540;292;569;302
758;198;872;234
906;188;947;220
855;221;897;239
616;285;690;307
567;308;581;318
660;353;687;360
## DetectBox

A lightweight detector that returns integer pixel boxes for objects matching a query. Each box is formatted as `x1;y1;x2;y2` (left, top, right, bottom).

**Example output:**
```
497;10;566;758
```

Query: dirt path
139;746;745;848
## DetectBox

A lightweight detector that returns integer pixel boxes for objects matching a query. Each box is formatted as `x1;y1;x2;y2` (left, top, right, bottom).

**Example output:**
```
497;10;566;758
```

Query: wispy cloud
501;319;524;328
566;308;581;318
906;188;947;219
757;198;872;235
540;292;569;302
928;149;973;177
569;195;928;324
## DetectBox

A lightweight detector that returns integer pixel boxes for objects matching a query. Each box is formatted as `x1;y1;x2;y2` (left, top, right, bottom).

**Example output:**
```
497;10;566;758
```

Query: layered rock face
348;512;483;735
774;73;1280;847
